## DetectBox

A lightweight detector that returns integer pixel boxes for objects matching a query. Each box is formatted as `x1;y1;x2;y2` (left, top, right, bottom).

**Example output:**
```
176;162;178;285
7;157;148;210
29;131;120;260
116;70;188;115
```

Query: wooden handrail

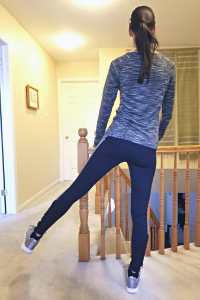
154;145;200;153
150;209;160;229
119;166;131;186
88;144;200;154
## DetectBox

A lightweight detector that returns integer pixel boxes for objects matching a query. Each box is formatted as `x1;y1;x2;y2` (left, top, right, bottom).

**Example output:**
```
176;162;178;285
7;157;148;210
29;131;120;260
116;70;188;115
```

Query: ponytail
129;6;159;84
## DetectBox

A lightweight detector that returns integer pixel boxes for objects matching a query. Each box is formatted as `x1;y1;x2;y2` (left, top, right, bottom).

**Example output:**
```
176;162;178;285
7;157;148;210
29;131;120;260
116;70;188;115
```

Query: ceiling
0;0;199;61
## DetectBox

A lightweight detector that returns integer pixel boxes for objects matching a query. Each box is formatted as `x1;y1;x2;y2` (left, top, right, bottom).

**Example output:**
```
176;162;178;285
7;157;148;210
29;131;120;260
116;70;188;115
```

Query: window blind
177;48;199;160
157;48;176;147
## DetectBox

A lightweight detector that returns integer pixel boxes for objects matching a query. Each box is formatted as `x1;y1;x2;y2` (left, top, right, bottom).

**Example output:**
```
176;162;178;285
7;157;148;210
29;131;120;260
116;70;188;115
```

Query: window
158;47;199;160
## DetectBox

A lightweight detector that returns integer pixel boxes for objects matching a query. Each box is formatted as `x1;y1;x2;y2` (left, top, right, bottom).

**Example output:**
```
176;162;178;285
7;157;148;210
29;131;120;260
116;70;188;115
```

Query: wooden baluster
120;175;123;233
100;175;105;260
106;173;108;191
125;182;129;241
94;129;100;214
114;167;116;227
108;170;112;228
116;165;121;259
159;152;165;254
95;180;101;214
155;228;158;250
184;152;190;250
104;174;106;193
104;173;108;193
172;152;178;252
145;200;151;256
195;151;200;247
152;219;155;250
78;128;90;261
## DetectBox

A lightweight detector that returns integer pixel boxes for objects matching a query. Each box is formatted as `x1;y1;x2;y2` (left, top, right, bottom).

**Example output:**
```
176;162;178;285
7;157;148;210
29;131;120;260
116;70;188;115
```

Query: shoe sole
21;230;33;254
126;285;139;294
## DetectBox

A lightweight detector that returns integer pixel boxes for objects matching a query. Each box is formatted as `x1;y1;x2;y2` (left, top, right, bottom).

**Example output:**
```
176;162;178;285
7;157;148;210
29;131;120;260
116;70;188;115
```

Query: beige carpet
0;182;200;300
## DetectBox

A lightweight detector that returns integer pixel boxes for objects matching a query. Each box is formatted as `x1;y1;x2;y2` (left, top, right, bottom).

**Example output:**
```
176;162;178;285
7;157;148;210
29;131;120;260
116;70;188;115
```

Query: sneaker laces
28;225;46;235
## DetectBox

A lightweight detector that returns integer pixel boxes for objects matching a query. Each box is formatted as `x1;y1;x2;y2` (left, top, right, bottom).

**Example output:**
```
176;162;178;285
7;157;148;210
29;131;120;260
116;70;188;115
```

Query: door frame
0;33;18;214
57;78;99;181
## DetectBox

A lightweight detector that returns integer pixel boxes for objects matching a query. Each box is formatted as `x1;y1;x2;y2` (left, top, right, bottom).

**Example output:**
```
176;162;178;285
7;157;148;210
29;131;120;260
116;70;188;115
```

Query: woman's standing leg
127;144;157;274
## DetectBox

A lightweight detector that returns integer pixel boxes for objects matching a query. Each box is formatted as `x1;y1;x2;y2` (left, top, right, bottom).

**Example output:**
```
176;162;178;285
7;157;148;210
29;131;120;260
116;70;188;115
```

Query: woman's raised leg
33;136;128;235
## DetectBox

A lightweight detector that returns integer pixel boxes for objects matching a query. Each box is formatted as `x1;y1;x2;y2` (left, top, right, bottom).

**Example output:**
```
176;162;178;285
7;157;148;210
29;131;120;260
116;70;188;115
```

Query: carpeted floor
0;182;200;300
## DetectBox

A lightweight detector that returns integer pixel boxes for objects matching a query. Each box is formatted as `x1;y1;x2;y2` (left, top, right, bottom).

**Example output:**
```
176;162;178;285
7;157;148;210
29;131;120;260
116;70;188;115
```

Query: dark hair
129;5;159;84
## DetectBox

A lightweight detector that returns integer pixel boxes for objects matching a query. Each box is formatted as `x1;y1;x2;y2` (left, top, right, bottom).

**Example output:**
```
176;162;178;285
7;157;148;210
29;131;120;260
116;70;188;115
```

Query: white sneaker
123;265;143;294
21;225;41;254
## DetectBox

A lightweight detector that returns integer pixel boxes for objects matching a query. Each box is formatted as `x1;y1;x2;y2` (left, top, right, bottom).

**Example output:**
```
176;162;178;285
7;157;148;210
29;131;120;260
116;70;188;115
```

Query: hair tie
141;20;146;23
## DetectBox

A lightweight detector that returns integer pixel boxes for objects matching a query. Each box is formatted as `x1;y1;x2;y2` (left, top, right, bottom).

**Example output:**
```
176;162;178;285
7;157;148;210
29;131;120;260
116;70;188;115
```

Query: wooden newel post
78;128;90;262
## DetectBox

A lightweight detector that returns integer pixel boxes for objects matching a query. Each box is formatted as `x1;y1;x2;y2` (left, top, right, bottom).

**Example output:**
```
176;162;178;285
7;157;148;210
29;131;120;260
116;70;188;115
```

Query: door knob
65;135;69;139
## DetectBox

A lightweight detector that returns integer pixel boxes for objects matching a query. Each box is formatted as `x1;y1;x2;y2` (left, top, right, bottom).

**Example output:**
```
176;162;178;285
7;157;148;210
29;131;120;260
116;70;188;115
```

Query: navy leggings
34;136;157;273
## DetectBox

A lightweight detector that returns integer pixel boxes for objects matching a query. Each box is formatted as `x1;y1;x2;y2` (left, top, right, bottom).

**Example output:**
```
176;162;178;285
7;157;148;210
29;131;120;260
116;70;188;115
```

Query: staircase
97;226;129;255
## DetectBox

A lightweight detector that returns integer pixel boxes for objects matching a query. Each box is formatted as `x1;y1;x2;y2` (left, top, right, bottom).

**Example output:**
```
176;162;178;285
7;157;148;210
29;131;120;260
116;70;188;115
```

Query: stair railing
77;128;200;261
112;165;160;255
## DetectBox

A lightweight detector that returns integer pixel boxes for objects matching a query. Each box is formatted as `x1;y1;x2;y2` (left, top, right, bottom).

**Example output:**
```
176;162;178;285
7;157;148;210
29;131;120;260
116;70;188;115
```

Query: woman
21;5;176;294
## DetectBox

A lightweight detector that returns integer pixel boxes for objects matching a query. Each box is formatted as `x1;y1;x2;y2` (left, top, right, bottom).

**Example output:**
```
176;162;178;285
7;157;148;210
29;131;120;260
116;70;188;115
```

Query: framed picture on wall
26;85;39;109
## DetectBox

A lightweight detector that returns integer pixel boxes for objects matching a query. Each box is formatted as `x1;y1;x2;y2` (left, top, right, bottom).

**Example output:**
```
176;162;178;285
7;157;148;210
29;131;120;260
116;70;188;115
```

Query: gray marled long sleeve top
94;51;176;149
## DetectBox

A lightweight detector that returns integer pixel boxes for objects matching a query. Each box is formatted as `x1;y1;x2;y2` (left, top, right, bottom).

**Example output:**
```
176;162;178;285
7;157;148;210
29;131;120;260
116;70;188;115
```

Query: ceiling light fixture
54;33;82;50
75;0;109;6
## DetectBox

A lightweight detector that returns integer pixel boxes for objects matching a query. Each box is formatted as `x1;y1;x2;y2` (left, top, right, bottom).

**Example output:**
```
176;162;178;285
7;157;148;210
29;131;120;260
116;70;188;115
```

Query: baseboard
18;179;61;212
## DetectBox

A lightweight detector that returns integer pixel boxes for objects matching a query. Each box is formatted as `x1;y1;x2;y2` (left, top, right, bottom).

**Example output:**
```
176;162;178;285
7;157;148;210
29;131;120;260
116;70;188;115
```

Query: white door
61;81;99;180
0;45;6;214
0;115;5;214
